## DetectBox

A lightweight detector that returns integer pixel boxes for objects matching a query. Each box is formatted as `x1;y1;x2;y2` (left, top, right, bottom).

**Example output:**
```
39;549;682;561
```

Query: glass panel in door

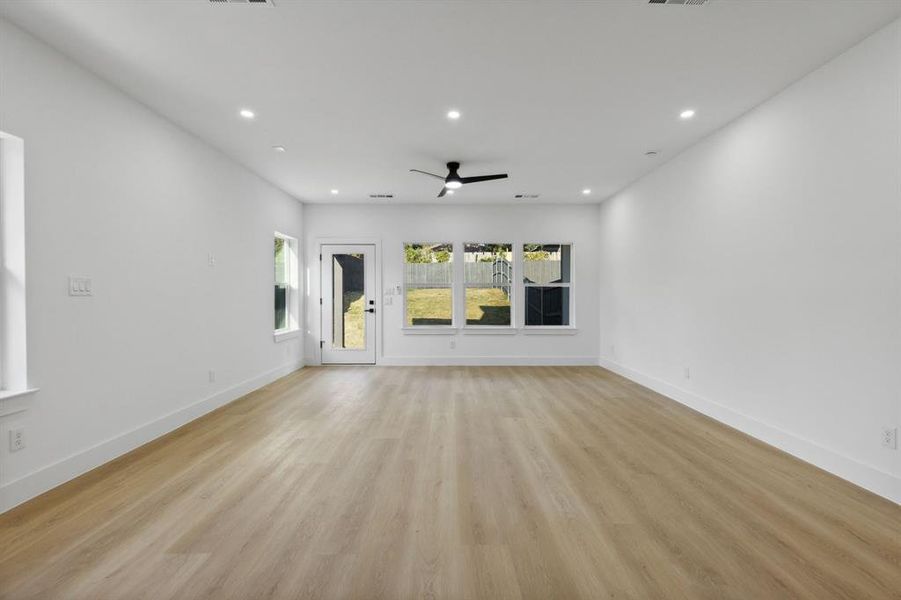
331;253;365;349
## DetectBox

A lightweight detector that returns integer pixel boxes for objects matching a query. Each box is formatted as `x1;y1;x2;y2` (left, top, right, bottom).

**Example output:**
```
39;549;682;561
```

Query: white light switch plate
68;276;93;296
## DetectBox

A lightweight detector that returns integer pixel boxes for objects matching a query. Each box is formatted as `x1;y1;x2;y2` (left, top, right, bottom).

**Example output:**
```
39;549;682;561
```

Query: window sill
0;388;39;402
273;329;301;342
402;327;458;335
0;388;38;418
461;326;518;335
521;327;578;335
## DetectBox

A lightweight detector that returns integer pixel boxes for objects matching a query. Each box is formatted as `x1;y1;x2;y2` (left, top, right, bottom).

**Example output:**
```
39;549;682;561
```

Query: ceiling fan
410;161;508;198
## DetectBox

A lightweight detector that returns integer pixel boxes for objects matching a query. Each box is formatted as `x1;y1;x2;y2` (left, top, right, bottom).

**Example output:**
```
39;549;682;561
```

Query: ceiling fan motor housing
445;162;462;187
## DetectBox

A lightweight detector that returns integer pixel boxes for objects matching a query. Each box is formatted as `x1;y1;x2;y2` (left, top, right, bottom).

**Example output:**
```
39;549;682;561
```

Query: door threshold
321;363;377;366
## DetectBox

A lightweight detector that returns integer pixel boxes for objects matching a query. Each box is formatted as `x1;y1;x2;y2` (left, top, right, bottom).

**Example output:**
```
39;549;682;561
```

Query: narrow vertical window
0;131;30;396
404;243;453;327
523;244;573;326
274;233;298;334
464;243;513;326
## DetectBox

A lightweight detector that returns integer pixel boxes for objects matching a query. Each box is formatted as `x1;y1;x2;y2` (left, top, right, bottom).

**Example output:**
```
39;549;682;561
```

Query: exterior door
320;244;376;364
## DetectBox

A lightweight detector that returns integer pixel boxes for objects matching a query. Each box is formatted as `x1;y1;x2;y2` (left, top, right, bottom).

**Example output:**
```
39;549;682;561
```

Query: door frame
316;238;382;365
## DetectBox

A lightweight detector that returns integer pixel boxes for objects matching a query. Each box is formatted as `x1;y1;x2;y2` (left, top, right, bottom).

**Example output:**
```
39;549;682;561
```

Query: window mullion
453;242;463;327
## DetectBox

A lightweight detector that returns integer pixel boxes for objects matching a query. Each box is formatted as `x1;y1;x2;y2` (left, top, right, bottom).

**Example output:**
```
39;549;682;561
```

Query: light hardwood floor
0;366;899;599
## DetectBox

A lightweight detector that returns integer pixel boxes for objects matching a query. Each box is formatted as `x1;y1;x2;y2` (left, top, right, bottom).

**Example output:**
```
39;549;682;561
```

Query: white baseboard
0;360;304;514
597;358;900;505
378;355;599;366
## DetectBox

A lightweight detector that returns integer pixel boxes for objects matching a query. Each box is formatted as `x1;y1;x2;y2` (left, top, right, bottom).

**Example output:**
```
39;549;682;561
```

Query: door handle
365;308;376;313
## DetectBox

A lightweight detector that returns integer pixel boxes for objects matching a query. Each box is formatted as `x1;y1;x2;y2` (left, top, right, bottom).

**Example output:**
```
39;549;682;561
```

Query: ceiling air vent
209;0;275;5
369;194;395;199
514;194;541;199
649;0;709;5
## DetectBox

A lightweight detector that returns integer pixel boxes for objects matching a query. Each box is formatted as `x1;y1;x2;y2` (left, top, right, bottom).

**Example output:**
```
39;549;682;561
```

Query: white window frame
0;131;36;400
402;242;456;331
462;242;515;330
521;242;575;330
273;232;300;341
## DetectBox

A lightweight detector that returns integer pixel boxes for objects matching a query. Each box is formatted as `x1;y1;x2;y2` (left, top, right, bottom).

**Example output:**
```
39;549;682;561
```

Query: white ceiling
2;0;899;204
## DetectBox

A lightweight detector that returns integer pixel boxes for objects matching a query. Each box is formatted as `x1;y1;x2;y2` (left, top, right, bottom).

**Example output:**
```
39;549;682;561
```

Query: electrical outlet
209;369;216;383
882;427;898;449
208;252;216;267
449;339;456;349
9;428;25;452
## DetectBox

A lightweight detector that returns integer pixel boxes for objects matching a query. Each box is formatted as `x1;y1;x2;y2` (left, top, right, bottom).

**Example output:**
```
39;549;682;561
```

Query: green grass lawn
405;287;510;326
464;287;511;325
341;292;365;349
404;287;452;326
338;288;511;347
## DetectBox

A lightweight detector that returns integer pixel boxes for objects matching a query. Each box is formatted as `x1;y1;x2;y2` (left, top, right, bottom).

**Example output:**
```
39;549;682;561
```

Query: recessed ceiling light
239;108;255;119
447;109;461;120
680;109;696;119
446;189;455;195
582;188;592;195
330;189;339;195
272;145;286;152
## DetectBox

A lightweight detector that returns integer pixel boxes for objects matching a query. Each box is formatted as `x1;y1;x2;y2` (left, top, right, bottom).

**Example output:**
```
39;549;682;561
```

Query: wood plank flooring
0;366;898;599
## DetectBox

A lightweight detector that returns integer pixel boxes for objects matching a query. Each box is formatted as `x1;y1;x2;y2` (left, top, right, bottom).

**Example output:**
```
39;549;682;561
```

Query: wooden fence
404;260;562;285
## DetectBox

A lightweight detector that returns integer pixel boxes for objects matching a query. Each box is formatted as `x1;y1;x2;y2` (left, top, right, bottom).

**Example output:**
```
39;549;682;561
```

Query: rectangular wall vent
649;0;709;5
209;0;275;5
369;194;394;199
514;194;541;199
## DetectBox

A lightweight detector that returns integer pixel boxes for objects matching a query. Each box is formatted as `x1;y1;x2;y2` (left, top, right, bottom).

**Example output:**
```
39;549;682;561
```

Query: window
274;233;298;334
0;131;31;397
523;244;572;326
404;243;453;326
464;243;512;326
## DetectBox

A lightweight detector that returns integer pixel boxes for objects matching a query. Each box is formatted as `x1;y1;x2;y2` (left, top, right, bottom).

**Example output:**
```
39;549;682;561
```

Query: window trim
403;242;455;329
463;242;515;329
398;240;576;335
0;131;33;398
273;231;300;339
521;326;578;335
461;325;519;335
401;326;458;335
521;242;575;329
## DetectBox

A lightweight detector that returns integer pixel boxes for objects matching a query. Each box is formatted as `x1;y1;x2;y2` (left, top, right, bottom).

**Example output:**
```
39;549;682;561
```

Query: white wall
0;20;304;513
598;20;901;503
304;204;600;365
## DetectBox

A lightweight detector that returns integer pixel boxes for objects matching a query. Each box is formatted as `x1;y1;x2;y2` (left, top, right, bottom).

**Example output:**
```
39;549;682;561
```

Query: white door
321;244;376;364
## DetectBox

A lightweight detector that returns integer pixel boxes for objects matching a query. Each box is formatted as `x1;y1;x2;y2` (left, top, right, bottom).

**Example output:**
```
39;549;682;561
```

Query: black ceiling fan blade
460;174;508;184
410;169;446;181
437;186;448;198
